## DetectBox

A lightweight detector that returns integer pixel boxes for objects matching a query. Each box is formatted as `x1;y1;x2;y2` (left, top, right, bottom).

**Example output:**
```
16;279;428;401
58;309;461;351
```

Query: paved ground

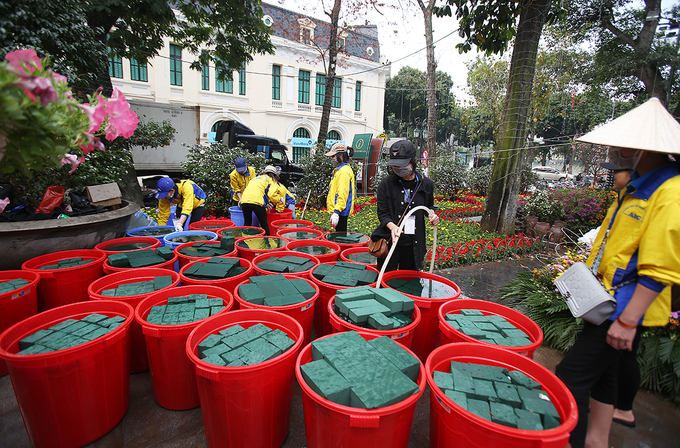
1;256;678;447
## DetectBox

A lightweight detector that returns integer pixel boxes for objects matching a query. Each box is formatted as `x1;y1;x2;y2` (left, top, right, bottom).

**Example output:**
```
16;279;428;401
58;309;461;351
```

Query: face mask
331;157;339;166
393;165;413;178
609;148;641;170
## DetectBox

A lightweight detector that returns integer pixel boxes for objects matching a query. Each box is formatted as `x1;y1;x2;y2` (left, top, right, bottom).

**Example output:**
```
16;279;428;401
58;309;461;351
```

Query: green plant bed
500;251;680;406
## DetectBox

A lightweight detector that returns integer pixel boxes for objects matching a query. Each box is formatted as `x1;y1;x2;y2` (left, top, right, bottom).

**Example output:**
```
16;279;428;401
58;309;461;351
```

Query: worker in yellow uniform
155;177;207;231
325;143;355;232
240;165;280;235
271;166;297;218
229;157;256;206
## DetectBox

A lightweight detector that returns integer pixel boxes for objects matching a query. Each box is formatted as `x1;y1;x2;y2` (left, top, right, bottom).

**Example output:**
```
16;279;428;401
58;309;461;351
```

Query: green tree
384;66;456;141
0;0;274;95
561;0;678;109
437;0;553;234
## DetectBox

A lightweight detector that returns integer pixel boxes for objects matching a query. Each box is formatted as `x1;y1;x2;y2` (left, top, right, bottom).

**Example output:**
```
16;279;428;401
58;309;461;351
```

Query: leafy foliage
524;187;616;233
1;0;274;93
183;144;266;217
468;164;493;196
428;147;470;199
1;119;175;207
638;320;680;406
501;270;584;352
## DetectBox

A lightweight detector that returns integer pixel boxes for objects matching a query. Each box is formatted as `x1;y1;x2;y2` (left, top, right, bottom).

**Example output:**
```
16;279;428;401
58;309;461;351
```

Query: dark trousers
177;205;205;226
376;241;417;273
335;215;348;232
241;203;270;235
555;320;643;448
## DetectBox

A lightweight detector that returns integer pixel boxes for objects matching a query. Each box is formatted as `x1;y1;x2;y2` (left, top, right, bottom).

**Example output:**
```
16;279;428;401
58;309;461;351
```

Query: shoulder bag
554;202;636;325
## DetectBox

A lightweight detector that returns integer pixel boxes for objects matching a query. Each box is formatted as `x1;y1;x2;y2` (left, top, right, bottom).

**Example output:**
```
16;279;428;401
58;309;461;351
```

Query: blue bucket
229;206;259;227
127;226;177;247
163;230;218;251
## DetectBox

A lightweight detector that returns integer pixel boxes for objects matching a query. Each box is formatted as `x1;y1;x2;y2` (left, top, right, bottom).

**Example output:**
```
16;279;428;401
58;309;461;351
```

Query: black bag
69;190;90;209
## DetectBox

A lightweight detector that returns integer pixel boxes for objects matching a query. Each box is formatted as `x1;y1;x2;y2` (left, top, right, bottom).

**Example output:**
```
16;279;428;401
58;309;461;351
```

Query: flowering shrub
0;49;138;176
524;187;616;234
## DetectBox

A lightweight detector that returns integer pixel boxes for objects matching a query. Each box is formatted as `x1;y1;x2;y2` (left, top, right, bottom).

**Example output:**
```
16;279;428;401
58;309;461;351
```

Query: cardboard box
86;183;122;207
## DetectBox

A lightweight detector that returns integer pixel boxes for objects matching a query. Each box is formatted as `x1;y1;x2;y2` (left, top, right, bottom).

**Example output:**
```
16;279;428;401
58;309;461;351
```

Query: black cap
600;161;632;172
387;140;416;167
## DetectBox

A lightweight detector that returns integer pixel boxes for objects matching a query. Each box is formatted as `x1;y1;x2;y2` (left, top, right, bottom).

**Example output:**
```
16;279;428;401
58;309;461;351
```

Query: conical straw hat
575;97;680;154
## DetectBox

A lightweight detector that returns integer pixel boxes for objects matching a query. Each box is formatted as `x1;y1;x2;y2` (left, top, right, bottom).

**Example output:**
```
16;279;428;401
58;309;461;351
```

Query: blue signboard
291;137;315;147
325;139;344;148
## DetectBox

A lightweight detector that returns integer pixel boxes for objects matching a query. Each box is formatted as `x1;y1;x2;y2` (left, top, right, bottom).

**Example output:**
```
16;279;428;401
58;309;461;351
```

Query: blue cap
235;157;248;174
155;177;175;199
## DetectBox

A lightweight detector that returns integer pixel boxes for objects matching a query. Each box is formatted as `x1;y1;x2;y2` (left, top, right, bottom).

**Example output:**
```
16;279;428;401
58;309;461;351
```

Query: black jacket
371;172;435;270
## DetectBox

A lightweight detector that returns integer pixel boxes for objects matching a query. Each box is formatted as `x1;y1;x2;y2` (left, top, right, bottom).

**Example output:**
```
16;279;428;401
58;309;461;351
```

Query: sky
267;0;478;101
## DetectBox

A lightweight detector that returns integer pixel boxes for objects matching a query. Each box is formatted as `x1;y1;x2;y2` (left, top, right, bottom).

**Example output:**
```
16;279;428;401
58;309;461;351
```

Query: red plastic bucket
327;297;421;348
136;285;234;410
0;300;134;448
322;231;370;252
277;227;324;241
176;240;238;269
237;236;289;261
252;250;320;279
309;262;378;339
88;269;181;373
234;277;319;346
216;226;266;241
426;343;578;448
102;250;178;274
189;219;235;231
438;298;544;358
186;309;304;448
267;208;293;222
285;239;341;264
270;218;314;235
380;270;461;362
22;249;106;312
0;271;40;377
340;247;378;270
94;236;161;255
179;257;253;296
295;331;426;448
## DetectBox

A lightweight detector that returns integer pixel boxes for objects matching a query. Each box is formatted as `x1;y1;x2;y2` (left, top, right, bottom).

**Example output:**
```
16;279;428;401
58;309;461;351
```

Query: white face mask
610;148;642;170
392;165;413;178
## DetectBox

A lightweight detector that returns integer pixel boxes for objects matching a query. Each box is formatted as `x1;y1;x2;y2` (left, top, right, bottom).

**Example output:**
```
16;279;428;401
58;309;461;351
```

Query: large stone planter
0;201;139;271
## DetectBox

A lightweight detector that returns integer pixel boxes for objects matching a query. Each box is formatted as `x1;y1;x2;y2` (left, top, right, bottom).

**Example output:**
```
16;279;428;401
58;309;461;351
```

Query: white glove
174;222;184;232
330;213;339;227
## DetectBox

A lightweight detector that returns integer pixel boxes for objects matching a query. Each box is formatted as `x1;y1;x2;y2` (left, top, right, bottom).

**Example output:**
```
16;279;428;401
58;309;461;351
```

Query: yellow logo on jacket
622;205;645;222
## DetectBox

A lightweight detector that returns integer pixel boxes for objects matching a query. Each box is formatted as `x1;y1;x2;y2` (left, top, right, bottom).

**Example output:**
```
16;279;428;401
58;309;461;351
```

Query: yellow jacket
241;175;277;207
158;180;206;225
272;184;296;213
586;162;680;326
229;167;256;200
326;163;355;217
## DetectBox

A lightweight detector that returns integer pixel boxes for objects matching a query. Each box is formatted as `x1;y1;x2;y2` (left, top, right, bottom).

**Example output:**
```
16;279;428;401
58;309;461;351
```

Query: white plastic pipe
375;205;438;289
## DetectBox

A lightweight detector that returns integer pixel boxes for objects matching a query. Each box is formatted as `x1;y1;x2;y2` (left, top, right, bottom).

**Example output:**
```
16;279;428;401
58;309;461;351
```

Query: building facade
110;3;389;172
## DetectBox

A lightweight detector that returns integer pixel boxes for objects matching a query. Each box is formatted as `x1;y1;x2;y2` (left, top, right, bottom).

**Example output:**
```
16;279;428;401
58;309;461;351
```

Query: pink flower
52;72;67;84
78;134;106;154
104;88;139;140
13;79;38;102
79;95;107;133
33;76;58;106
60;153;85;174
5;49;42;76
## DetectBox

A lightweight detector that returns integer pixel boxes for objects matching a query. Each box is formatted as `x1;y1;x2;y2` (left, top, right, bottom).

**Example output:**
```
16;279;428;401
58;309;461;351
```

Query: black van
213;121;304;190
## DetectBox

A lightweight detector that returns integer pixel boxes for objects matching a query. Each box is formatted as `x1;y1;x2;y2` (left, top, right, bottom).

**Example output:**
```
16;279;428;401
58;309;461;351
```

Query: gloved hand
330;212;339;228
174;222;184;232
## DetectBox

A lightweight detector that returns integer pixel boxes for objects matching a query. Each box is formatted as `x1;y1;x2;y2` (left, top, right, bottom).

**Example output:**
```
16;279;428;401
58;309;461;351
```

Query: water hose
375;205;438;294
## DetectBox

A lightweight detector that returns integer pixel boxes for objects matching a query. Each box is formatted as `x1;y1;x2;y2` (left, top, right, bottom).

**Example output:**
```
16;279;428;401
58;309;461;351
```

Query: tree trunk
317;0;342;146
418;0;437;163
481;0;551;235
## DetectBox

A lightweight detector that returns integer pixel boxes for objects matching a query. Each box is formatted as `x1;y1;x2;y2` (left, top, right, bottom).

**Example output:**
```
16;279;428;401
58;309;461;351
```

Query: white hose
375;205;438;289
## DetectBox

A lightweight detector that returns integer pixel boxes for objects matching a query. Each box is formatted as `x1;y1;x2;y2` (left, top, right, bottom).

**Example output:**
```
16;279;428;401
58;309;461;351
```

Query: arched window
292;127;311;163
327;130;341;140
